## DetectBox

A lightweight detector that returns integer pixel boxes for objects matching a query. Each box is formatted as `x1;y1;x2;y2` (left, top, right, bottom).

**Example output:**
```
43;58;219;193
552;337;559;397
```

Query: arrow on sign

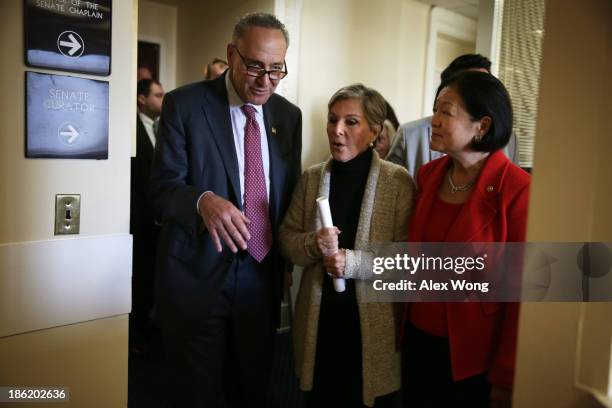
60;125;79;144
59;34;82;56
57;31;84;57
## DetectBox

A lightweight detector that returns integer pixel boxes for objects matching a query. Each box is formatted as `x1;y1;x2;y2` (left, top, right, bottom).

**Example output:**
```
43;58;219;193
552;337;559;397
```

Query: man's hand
316;227;341;257
198;192;250;253
323;250;346;277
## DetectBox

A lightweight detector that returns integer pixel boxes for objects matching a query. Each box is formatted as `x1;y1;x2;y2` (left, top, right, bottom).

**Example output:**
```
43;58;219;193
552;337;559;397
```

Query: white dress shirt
137;111;156;148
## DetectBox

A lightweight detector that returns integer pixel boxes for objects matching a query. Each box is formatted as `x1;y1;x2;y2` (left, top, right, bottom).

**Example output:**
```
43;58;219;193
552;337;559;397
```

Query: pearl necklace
447;169;475;194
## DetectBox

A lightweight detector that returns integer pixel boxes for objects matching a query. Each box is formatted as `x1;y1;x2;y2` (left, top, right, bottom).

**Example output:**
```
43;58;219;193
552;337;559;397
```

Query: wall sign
24;0;112;76
26;71;109;159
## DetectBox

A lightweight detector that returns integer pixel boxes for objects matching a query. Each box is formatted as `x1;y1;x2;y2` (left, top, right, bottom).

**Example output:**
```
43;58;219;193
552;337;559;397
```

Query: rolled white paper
316;196;346;293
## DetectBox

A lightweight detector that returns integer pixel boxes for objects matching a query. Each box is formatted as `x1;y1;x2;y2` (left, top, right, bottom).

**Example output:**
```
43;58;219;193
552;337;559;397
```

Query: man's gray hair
233;12;289;46
328;84;387;133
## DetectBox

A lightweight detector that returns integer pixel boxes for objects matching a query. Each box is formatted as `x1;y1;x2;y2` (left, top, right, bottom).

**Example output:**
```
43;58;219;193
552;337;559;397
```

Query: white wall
422;6;476;118
0;1;135;405
436;34;474;71
297;0;430;168
139;0;178;91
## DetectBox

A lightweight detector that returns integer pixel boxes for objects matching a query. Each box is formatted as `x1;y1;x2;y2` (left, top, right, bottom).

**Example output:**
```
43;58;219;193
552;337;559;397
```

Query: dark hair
328;84;387;134
137;78;160;97
435;71;512;152
440;54;491;82
233;12;289;46
384;100;400;131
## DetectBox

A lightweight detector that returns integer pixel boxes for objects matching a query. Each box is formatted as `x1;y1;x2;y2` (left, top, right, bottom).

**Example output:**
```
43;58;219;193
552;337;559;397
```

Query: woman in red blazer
400;71;530;408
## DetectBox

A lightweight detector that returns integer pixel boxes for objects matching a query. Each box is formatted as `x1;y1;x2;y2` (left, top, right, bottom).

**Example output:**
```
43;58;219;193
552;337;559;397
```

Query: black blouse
329;147;373;250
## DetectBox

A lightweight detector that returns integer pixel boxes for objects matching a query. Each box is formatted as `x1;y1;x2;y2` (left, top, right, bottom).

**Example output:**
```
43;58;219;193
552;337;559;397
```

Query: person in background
280;84;414;408
204;57;229;80
399;71;530;408
385;100;400;131
130;78;165;355
137;65;153;81
387;54;519;176
150;12;301;407
375;100;400;159
374;119;397;159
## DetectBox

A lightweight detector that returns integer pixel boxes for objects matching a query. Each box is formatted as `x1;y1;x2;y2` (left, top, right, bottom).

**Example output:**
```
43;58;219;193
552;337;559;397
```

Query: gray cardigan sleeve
278;172;322;267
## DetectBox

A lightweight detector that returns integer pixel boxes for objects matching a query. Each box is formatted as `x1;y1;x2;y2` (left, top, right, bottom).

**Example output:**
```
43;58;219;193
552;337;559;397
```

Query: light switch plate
55;194;80;235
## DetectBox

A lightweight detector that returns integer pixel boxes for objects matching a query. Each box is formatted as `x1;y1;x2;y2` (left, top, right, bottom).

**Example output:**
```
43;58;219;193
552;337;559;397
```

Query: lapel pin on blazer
271;127;277;134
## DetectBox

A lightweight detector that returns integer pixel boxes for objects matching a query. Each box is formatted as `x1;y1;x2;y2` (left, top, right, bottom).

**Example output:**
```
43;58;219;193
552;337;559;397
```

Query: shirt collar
138;111;155;127
224;70;263;116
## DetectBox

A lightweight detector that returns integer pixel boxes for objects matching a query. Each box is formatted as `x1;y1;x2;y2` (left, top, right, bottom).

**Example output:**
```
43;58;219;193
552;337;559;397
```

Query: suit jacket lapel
354;153;380;249
201;75;242;209
409;151;507;242
263;101;286;230
409;156;450;241
445;151;508;242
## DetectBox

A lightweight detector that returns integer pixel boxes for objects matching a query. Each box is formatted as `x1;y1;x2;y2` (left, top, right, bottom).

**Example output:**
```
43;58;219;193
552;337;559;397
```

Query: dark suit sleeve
131;120;151;228
291;108;303;190
150;92;205;236
282;106;302;273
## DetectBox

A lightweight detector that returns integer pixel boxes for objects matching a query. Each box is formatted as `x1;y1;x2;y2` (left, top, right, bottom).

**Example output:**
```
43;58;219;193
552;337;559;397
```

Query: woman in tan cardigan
279;84;415;407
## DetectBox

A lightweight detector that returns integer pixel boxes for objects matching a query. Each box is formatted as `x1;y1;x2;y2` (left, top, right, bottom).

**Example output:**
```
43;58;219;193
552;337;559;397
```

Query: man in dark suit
130;78;164;355
150;12;302;407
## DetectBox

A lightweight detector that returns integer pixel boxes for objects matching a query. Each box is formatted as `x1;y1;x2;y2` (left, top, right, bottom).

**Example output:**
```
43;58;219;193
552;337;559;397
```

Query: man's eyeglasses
232;45;288;81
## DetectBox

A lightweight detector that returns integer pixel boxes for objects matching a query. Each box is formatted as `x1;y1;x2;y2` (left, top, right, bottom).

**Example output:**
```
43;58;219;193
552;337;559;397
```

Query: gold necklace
447;169;475;194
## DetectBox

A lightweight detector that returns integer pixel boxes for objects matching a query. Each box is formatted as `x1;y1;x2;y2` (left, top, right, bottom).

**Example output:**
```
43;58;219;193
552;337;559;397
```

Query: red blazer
401;150;530;389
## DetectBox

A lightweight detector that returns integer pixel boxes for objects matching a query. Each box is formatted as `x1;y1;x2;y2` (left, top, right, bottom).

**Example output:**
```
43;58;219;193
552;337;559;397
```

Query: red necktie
241;105;272;262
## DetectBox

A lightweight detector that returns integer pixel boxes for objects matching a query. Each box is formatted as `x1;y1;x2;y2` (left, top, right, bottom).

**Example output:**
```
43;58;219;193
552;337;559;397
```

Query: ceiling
416;0;480;20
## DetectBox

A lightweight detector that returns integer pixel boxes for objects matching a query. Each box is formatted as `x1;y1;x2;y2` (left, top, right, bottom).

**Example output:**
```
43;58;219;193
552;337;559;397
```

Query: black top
329;147;373;249
311;148;373;401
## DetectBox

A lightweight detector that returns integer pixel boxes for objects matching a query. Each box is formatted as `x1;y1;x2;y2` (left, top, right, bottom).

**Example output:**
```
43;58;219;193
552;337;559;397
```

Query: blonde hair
328;84;387;134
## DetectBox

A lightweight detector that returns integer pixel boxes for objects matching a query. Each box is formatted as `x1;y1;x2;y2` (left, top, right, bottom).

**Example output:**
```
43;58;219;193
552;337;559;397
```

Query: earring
369;141;374;147
474;134;482;142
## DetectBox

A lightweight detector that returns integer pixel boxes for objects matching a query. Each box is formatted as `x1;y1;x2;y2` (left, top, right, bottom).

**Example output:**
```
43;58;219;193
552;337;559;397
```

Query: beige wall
0;316;128;408
146;0;430;167
514;0;612;406
139;0;178;91
297;0;430;167
435;33;474;76
145;0;274;87
475;0;495;58
0;0;135;406
172;0;275;87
